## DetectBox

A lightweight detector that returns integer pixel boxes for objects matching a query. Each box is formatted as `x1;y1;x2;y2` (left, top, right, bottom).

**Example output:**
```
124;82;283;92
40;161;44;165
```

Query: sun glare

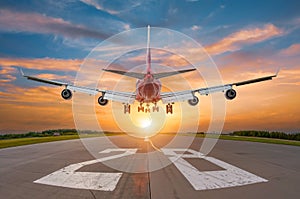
140;117;152;128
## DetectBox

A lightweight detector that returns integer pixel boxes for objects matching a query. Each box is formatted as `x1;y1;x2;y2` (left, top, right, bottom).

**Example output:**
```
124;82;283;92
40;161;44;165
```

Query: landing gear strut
152;103;159;112
137;102;160;113
124;104;130;114
138;103;144;112
166;103;173;114
145;104;150;113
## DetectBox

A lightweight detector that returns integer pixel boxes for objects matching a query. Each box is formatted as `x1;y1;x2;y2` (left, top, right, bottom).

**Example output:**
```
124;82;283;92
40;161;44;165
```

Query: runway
0;135;299;199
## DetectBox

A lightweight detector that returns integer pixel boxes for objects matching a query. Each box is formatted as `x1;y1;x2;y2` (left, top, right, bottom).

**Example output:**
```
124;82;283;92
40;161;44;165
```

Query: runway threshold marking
34;148;267;191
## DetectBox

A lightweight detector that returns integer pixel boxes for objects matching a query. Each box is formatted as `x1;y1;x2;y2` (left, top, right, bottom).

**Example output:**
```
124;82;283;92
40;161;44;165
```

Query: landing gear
124;104;131;114
152;103;159;112
145;104;150;113
137;102;160;113
138;103;144;112
152;106;159;112
166;103;173;114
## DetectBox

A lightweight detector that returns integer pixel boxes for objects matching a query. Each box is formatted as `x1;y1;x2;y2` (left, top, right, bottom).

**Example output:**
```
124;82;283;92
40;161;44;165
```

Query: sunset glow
0;1;299;134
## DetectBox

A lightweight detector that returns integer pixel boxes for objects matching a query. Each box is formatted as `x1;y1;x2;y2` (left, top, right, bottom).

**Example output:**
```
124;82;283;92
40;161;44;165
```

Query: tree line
0;129;78;140
231;131;300;141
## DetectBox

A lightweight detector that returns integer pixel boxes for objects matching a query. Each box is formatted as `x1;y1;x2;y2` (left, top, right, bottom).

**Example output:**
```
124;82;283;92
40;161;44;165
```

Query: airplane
22;25;279;114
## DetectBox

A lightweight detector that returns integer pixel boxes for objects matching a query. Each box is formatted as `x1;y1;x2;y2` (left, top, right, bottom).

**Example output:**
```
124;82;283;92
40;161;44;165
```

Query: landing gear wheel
98;96;108;106
188;96;199;106
61;89;72;100
124;104;131;114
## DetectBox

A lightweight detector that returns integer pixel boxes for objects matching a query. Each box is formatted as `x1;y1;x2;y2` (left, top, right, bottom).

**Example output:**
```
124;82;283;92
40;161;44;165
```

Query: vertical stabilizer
146;25;151;74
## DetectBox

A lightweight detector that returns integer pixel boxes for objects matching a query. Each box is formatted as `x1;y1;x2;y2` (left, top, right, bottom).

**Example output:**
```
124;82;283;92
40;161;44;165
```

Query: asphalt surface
0;135;299;199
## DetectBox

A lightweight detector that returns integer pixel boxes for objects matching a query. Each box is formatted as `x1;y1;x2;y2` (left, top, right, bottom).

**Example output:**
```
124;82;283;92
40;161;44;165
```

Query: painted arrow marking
161;148;268;190
34;149;137;191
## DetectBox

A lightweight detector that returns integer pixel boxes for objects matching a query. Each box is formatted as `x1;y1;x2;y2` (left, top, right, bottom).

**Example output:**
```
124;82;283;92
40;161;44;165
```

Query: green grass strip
219;135;300;146
1;133;299;149
0;135;80;149
192;134;300;146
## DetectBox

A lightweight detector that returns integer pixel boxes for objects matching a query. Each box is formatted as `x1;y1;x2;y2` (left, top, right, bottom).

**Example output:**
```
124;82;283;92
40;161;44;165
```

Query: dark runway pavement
0;135;299;199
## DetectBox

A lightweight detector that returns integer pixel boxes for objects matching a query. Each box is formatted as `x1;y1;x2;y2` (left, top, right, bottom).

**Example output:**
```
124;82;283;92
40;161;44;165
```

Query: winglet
275;67;280;76
19;68;25;76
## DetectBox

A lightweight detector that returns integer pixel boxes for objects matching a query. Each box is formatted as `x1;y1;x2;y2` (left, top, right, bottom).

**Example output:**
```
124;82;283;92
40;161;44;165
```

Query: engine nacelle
61;89;72;100
188;96;199;106
98;96;108;106
225;89;236;100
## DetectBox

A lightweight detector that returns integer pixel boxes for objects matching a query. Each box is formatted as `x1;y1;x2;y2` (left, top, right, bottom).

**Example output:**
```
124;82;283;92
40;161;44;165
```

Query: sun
140;117;152;128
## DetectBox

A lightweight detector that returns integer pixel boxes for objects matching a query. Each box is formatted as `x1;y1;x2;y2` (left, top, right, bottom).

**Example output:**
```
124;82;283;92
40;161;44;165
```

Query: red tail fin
146;25;151;74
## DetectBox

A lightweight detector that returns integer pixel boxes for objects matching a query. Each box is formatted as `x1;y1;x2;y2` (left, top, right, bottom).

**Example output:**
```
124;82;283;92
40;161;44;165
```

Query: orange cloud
0;57;81;71
280;43;300;56
205;24;284;55
1;46;299;133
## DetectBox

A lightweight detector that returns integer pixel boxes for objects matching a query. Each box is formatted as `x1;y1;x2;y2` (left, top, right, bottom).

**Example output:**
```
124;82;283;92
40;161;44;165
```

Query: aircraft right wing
160;71;279;104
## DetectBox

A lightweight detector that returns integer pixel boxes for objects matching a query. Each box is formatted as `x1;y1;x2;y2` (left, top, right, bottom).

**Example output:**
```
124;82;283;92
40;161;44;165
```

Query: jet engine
188;96;199;106
225;89;236;100
61;89;72;100
98;96;108;106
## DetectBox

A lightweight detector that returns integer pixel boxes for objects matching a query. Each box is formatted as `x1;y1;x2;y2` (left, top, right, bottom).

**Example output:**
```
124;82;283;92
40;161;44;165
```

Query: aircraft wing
22;70;136;104
160;72;278;104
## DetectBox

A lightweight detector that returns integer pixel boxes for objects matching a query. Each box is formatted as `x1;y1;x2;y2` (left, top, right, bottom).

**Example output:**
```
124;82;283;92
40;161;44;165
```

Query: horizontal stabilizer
102;69;145;79
153;68;196;79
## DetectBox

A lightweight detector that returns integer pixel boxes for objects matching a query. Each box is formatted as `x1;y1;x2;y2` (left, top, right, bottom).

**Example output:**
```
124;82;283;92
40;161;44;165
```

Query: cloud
0;85;75;132
0;57;81;72
280;43;300;56
0;66;17;83
80;0;141;16
80;0;120;15
0;9;110;39
191;25;201;31
205;24;284;55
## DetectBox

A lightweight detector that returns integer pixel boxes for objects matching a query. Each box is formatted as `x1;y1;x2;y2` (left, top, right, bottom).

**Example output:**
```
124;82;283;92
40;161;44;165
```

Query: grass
193;134;300;147
1;132;299;149
0;135;80;149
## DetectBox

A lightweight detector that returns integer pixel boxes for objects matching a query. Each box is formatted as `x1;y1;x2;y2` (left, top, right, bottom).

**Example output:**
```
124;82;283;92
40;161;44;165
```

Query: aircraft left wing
21;70;136;104
160;71;278;104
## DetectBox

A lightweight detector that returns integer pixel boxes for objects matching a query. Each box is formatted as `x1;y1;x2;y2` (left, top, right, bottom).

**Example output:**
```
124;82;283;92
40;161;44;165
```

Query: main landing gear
166;103;173;114
138;103;159;113
124;104;131;114
138;103;144;112
125;102;173;114
152;103;159;112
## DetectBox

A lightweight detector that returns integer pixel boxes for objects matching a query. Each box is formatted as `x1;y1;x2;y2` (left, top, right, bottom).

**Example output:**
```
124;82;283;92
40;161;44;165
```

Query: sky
0;0;299;134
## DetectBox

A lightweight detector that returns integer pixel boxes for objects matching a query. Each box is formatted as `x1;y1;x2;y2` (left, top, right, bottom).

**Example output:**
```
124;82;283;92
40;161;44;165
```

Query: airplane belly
137;82;160;103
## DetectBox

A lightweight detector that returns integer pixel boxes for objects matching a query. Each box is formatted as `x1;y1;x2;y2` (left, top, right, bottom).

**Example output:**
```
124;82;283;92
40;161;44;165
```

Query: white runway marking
34;149;137;191
161;148;268;190
34;148;267;191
